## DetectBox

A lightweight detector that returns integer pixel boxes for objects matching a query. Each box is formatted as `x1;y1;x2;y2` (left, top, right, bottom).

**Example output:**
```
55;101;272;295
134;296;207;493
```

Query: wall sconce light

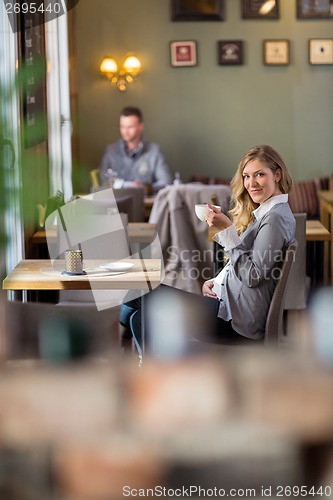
99;53;142;92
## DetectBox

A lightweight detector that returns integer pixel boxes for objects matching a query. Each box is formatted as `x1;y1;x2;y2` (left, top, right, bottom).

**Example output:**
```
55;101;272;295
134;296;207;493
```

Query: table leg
320;200;329;230
12;290;23;301
323;241;329;286
319;200;332;286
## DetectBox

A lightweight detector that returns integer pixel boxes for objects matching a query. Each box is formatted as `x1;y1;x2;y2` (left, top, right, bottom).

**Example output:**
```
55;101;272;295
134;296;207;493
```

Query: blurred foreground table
1;350;333;499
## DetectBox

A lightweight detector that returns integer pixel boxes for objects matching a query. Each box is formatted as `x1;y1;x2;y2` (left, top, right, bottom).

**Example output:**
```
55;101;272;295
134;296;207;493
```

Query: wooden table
209;219;330;243
128;222;156;244
305;219;331;242
306;219;331;285
3;258;162;359
32;223;156;246
2;259;161;292
318;191;333;285
30;223;157;258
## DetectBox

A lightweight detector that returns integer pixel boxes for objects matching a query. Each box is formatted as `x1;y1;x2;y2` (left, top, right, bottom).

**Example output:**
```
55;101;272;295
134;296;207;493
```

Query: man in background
99;106;172;193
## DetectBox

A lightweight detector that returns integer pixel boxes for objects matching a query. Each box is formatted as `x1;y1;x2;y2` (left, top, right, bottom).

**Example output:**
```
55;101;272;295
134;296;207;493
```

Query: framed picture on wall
297;0;333;19
170;40;197;66
309;39;333;64
171;0;224;21
218;41;244;65
242;0;279;19
264;39;290;65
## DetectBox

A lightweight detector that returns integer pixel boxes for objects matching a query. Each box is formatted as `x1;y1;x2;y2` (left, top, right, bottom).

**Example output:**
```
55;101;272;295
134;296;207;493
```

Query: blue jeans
120;299;143;354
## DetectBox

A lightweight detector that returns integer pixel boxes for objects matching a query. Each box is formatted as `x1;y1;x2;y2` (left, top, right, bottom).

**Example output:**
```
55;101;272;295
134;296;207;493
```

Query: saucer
100;262;134;272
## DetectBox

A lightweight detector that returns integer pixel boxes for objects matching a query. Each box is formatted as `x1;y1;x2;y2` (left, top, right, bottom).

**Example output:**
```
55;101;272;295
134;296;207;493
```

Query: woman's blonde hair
229;145;293;234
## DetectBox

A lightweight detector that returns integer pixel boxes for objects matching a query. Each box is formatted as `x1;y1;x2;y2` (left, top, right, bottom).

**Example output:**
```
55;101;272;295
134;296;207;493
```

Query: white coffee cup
195;204;221;222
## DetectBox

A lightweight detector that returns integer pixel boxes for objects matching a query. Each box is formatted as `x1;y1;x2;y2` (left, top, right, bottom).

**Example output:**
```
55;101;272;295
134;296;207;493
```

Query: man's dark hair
120;106;143;122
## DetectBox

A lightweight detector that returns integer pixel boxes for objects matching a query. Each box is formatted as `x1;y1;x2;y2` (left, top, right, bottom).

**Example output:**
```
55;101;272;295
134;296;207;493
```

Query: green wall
75;0;333;191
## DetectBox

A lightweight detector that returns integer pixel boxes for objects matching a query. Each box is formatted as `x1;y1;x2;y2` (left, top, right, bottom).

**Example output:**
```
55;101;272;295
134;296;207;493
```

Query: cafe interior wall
74;0;333;193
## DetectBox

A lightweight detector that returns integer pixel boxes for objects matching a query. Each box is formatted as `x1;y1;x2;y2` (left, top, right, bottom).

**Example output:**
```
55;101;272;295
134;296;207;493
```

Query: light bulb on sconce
100;53;142;92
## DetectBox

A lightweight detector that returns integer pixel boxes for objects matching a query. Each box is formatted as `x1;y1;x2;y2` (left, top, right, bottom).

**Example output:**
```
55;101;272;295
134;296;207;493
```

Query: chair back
89;187;144;222
113;187;145;222
264;240;298;347
148;183;231;294
284;213;307;310
89;168;100;188
78;195;134;222
55;205;130;261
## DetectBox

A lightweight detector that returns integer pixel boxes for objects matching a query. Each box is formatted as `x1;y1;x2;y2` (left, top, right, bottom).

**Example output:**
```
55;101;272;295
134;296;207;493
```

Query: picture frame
170;40;197;67
218;40;244;65
263;39;290;65
309;39;333;65
171;0;224;21
242;0;279;19
297;0;333;19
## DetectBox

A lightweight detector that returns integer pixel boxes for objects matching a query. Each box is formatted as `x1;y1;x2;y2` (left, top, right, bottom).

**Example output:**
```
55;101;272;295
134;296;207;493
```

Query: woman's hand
202;279;218;298
205;204;232;230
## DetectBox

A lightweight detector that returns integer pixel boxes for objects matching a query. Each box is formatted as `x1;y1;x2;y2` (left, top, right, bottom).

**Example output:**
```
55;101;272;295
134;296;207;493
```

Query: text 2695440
5;3;62;14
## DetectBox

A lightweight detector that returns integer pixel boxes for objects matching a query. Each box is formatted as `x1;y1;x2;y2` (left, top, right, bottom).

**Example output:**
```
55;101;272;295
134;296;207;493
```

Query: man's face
119;115;144;144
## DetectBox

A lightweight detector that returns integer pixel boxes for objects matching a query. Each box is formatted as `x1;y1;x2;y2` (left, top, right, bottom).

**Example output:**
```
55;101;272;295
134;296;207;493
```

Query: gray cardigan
215;202;296;339
99;139;172;192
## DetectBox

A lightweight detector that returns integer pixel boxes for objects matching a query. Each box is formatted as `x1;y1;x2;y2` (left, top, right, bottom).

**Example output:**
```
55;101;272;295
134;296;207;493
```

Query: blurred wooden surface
0;350;332;497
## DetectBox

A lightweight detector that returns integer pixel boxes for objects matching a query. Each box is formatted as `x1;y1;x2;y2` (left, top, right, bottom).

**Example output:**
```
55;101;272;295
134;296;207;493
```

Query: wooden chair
89;168;100;188
89;187;145;222
112;187;145;222
122;240;299;357
189;240;299;354
284;213;308;310
77;195;134;224
264;240;298;348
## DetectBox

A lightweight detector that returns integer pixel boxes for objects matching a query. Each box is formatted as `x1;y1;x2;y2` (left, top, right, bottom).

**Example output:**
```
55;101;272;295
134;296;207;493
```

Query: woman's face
242;159;282;205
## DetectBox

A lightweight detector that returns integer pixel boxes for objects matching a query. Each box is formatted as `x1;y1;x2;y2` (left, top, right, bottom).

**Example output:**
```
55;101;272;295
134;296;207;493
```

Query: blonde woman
121;145;296;348
202;144;295;341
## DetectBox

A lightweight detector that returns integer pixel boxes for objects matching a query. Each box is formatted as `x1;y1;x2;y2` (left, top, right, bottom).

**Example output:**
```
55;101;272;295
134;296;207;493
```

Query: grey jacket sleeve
226;207;295;288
